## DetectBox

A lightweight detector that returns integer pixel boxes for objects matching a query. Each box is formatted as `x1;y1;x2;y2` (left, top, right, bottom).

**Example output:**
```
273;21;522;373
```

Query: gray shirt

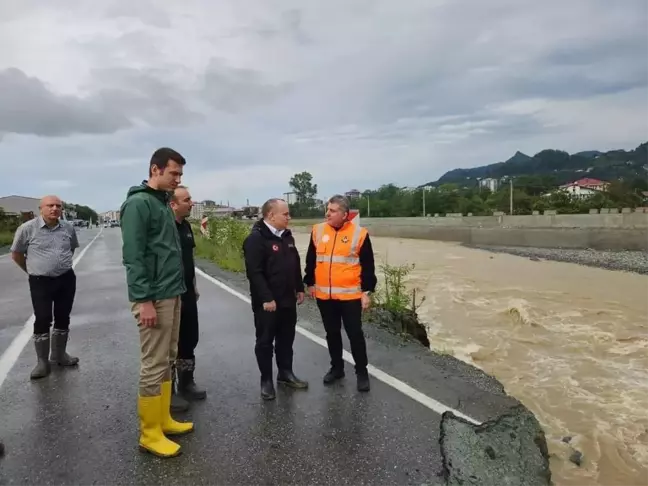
10;216;79;277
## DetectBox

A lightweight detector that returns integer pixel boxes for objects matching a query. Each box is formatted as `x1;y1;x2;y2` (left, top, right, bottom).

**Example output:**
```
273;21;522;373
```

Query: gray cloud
199;59;292;112
0;0;646;211
0;58;287;137
0;68;130;136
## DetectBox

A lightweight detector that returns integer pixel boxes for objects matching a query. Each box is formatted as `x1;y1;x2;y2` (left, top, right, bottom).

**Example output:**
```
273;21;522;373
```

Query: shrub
373;262;425;314
193;218;251;273
367;261;430;347
0;231;13;247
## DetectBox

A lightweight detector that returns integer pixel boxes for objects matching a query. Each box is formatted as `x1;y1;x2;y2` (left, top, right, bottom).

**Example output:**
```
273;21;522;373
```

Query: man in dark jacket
120;147;194;459
169;185;207;411
242;198;308;400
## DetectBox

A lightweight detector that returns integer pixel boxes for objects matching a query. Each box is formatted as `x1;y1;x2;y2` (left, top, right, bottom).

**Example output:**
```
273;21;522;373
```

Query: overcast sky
1;0;646;212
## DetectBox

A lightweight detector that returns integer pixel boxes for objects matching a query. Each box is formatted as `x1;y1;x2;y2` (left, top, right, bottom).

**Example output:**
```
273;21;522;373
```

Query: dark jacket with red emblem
242;219;305;310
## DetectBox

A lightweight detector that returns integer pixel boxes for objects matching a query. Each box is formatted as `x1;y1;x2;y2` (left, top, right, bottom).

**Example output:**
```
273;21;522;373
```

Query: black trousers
253;305;297;380
178;290;199;360
316;298;368;374
28;269;76;335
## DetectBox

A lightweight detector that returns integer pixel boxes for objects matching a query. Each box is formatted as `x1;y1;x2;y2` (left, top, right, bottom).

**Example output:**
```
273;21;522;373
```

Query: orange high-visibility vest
312;220;368;300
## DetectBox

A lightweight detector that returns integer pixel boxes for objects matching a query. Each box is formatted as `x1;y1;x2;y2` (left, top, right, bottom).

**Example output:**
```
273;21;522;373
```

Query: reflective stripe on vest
315;255;360;264
315;285;362;295
312;221;366;300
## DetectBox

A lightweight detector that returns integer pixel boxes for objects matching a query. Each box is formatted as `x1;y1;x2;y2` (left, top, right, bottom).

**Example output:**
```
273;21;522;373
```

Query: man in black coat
242;198;308;400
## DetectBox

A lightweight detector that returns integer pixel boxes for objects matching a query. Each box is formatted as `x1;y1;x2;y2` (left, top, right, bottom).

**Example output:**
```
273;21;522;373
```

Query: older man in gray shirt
11;195;80;380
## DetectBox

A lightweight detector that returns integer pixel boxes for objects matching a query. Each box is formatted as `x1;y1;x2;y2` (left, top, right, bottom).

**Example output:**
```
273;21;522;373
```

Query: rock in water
439;404;552;486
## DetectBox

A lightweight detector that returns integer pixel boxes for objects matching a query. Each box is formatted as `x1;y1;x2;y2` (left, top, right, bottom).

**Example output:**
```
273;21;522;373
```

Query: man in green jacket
120;147;194;459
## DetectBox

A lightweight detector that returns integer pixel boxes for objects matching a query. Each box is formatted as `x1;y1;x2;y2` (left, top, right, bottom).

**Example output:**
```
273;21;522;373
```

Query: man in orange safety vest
303;194;377;392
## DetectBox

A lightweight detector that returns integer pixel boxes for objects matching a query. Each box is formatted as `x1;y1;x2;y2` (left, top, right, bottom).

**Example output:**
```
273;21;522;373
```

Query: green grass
0;230;14;247
193;218;250;273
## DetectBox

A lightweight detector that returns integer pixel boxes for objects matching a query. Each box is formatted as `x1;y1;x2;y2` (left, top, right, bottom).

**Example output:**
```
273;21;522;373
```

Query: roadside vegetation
193;218;250;273
365;261;430;348
0;208;19;248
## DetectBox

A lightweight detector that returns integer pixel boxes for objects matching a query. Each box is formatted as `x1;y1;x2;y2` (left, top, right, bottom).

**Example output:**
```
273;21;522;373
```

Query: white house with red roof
559;178;609;198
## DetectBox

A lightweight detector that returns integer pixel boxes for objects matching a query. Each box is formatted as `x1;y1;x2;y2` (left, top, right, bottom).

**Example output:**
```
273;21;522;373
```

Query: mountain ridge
425;142;647;187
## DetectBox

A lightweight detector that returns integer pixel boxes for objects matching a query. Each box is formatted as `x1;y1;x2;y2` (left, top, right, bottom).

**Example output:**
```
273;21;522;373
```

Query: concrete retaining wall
355;212;648;229
292;213;648;251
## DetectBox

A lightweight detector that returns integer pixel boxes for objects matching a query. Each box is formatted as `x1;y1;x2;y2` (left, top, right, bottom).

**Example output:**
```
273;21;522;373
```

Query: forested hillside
429;142;647;187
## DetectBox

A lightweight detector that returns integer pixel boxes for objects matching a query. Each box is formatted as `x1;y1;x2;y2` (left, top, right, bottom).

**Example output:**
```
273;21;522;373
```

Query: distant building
478;178;499;192
344;189;361;199
0;195;40;217
559;178;609;198
99;210;120;222
203;206;236;218
190;202;205;220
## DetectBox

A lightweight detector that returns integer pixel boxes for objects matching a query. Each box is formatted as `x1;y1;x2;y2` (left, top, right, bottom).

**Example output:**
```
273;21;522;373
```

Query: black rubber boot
30;333;51;380
323;366;345;385
277;369;309;389
260;378;276;401
50;329;79;366
177;359;207;401
170;365;189;413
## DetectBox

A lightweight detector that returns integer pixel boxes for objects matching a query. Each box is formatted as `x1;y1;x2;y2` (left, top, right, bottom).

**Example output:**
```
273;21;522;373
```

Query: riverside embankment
291;212;648;251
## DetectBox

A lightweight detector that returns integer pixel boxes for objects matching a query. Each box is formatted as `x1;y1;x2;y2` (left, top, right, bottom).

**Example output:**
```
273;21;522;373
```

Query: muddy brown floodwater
293;232;648;486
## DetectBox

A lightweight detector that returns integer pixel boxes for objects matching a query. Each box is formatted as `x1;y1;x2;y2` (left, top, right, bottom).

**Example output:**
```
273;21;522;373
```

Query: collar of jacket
253;219;292;240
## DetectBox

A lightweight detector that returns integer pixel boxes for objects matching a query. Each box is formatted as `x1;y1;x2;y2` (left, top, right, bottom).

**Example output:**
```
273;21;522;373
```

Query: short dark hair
149;147;186;176
328;194;350;213
261;198;285;218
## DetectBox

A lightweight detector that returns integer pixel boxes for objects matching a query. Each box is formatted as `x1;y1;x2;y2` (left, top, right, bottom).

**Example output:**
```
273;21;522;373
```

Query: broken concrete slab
439;404;552;486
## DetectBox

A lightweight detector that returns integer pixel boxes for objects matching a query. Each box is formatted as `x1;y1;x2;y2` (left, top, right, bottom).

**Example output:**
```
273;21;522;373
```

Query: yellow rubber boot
160;381;194;436
138;395;181;458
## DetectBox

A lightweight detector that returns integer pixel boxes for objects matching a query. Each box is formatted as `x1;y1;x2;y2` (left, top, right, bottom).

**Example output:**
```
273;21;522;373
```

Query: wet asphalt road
0;228;516;485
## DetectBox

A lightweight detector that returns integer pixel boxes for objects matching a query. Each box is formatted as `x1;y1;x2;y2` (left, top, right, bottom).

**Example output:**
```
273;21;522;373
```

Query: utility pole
367;196;371;217
509;178;514;215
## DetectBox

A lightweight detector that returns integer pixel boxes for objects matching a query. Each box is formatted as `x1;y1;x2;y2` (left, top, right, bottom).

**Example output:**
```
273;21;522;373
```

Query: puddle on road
293;232;648;486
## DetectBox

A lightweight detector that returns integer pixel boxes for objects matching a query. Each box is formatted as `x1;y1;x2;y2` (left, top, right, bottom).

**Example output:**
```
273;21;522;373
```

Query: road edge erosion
193;256;553;486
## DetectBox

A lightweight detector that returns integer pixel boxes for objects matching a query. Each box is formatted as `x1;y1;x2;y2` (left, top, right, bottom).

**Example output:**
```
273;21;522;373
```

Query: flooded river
293;232;648;486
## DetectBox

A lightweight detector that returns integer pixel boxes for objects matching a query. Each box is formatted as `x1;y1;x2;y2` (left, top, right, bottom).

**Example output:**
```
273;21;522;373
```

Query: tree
289;171;318;204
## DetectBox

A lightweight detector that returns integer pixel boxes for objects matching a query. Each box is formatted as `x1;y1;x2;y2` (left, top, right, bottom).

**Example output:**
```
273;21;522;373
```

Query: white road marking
195;267;481;425
0;229;103;389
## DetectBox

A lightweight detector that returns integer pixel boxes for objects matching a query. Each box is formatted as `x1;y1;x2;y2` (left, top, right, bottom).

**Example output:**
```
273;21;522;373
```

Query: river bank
467;245;648;274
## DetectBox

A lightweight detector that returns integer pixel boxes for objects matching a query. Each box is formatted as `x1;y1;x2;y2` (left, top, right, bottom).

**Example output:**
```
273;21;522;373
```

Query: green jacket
120;182;187;303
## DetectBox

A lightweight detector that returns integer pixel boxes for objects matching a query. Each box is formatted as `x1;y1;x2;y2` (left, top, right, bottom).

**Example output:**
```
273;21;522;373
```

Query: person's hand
139;301;157;327
297;292;305;305
307;286;315;298
263;300;277;312
361;293;371;311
